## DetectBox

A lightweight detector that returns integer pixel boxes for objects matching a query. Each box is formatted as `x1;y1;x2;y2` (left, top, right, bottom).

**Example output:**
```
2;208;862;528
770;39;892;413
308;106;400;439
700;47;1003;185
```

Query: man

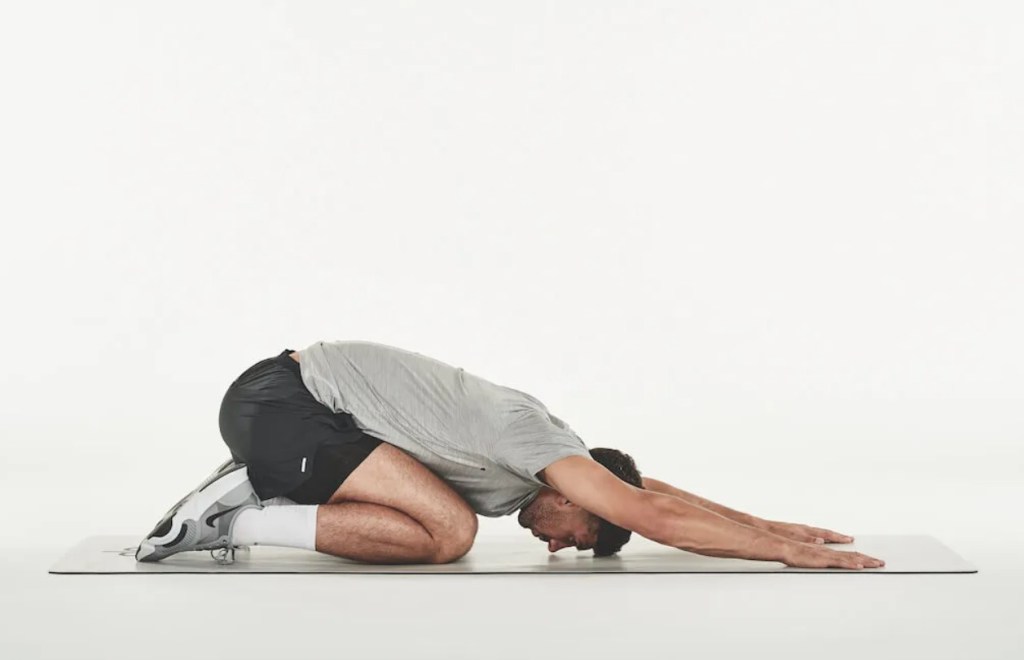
136;340;884;570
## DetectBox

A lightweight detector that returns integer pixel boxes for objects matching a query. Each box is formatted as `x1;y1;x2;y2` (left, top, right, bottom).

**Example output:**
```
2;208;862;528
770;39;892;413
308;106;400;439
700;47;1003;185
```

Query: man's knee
432;513;478;564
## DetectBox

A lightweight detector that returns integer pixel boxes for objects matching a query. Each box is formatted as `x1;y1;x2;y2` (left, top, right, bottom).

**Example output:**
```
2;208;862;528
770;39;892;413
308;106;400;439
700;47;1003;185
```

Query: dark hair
587;447;644;557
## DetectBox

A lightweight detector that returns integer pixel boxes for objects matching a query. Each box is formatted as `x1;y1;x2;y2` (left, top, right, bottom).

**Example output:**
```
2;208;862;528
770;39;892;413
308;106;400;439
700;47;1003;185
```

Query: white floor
2;531;1020;660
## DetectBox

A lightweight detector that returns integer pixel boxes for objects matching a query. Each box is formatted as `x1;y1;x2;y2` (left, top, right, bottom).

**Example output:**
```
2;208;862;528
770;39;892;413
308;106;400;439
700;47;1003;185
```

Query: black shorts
217;348;383;504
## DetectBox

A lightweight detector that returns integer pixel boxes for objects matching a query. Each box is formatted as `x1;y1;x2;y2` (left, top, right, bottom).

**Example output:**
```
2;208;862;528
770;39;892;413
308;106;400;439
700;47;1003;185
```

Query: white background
1;2;1021;659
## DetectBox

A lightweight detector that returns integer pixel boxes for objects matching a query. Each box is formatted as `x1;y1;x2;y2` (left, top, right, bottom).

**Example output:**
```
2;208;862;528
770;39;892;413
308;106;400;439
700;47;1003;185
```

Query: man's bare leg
313;442;479;564
314;502;437;563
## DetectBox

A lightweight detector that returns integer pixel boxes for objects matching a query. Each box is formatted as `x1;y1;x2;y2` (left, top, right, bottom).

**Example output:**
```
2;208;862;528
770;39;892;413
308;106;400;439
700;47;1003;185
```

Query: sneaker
135;462;262;562
153;457;237;516
134;457;236;546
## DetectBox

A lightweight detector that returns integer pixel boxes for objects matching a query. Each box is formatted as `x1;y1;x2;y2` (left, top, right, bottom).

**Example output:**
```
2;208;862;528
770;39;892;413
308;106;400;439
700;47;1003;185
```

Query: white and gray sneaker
135;461;262;563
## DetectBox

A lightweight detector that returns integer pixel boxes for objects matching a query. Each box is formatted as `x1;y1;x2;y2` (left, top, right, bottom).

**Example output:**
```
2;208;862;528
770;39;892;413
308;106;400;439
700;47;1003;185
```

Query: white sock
231;504;319;551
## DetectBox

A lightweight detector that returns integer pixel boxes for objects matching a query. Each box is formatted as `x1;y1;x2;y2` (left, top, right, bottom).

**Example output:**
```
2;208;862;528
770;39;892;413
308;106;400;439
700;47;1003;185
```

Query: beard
518;502;542;529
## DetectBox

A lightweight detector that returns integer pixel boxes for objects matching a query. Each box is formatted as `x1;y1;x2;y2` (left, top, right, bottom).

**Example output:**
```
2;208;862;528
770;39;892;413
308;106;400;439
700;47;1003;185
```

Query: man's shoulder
535;454;596;488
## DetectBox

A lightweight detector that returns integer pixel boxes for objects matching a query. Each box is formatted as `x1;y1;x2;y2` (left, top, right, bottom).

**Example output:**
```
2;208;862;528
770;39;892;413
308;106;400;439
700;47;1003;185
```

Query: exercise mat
49;534;976;574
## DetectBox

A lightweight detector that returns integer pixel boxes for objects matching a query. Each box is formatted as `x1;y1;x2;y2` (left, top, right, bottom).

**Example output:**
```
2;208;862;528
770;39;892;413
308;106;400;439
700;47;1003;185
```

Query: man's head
517;447;643;556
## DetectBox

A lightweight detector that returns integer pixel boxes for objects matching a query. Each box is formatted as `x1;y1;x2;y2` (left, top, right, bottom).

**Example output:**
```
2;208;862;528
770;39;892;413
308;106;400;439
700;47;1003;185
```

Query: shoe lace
210;545;237;565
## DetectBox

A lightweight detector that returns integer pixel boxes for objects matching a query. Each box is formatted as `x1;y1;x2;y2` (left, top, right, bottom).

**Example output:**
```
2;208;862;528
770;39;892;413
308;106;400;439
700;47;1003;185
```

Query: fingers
784;543;886;569
782;523;855;545
779;526;829;545
809;527;854;544
831;549;885;569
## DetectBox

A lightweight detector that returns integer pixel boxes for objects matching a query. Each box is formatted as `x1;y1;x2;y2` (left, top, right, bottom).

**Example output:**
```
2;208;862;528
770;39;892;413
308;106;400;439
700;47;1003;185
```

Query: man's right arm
539;456;792;562
636;488;790;560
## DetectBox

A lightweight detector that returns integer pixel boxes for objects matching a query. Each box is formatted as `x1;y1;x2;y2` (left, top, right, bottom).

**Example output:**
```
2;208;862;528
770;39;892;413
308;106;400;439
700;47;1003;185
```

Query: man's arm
540;456;794;562
641;476;767;529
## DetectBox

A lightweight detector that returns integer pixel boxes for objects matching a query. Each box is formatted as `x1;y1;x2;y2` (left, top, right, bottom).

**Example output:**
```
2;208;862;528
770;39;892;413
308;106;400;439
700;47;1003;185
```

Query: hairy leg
314;501;436;563
314;442;478;564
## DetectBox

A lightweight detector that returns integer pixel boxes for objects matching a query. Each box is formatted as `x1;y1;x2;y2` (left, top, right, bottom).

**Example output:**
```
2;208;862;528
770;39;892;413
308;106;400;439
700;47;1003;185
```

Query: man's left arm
641;477;767;529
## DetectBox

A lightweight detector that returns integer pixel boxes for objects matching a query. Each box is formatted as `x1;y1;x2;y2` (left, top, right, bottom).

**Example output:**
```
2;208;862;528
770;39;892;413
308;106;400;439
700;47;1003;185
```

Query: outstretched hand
757;519;854;545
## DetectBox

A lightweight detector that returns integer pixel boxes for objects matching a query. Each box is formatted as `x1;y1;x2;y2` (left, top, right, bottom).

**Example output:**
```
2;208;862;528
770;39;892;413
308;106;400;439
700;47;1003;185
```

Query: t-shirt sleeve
494;409;592;484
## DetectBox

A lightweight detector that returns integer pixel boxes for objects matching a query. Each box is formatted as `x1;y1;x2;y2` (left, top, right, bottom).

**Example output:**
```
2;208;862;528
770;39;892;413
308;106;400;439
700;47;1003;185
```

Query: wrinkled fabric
297;340;591;517
218;350;381;501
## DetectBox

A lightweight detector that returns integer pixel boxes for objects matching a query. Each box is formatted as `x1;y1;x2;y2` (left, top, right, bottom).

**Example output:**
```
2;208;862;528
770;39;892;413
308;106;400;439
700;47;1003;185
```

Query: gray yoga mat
49;534;976;574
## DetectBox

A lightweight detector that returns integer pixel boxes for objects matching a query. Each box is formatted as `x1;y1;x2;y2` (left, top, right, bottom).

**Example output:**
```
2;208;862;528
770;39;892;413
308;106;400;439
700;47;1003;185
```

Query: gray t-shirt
296;340;591;517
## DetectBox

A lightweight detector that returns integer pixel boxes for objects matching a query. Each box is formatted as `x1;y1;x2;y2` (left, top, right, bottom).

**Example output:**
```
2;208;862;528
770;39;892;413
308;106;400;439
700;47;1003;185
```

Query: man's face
518;500;600;553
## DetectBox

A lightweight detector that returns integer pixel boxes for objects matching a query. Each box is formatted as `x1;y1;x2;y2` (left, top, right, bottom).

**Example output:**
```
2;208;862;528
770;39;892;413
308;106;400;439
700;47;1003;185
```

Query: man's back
296;340;591;516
